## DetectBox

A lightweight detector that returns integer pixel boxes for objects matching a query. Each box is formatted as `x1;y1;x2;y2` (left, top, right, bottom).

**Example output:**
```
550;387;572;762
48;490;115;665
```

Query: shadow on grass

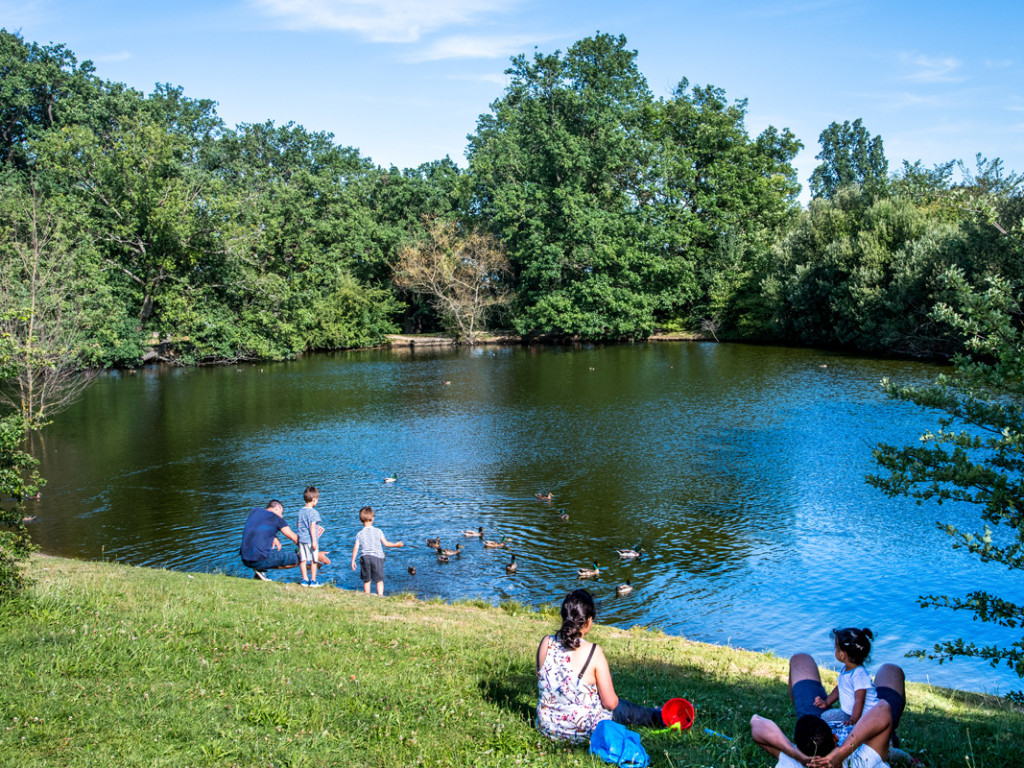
474;645;1024;768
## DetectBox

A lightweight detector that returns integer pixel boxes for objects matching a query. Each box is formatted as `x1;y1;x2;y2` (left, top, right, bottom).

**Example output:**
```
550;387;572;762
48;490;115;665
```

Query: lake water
29;342;1021;695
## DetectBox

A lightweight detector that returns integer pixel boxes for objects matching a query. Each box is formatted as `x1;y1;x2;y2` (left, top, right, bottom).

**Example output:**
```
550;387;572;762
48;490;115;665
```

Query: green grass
0;556;1020;767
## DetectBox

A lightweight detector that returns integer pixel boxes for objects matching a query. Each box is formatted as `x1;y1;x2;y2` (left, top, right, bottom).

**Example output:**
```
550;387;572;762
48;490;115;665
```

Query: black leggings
612;699;663;728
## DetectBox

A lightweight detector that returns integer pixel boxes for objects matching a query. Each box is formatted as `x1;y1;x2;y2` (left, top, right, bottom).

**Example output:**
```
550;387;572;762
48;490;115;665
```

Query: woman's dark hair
832;627;874;665
558;589;596;650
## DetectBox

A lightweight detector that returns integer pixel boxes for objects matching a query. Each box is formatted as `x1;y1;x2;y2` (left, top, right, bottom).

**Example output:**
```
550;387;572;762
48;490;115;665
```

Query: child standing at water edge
296;486;323;587
350;506;403;596
814;627;879;727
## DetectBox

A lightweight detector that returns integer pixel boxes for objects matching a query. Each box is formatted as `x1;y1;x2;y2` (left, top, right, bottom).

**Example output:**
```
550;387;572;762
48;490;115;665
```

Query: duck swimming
616;547;644;559
437;551;450;564
440;543;463;557
535;492;553;501
558;509;570;521
615;580;633;596
426;537;441;550
505;554;517;574
463;527;484;538
483;537;510;549
408;565;416;576
577;561;601;579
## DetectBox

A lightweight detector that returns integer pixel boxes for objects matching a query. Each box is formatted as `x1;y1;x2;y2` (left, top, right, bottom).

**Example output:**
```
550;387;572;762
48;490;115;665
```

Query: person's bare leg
375;580;384;597
789;653;822;704
874;664;905;698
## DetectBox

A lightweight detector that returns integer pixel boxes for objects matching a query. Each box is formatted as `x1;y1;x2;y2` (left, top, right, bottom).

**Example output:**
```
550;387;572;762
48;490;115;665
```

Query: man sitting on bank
239;499;328;580
750;652;907;767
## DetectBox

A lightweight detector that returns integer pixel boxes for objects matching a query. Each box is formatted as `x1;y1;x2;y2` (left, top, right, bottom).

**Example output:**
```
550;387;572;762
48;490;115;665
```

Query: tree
467;34;659;339
0;172;91;428
809;119;888;199
0;331;41;601
394;218;511;343
869;267;1024;692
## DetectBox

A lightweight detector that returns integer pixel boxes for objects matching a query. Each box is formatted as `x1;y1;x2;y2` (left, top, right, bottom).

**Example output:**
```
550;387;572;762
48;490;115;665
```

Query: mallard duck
426;537;441;550
505;554;517;574
437;551;450;564
384;474;397;483
440;543;463;557
616;580;633;596
577;561;601;579
535;492;553;501
558;509;570;521
483;537;510;549
463;526;485;538
616;547;644;559
408;565;416;576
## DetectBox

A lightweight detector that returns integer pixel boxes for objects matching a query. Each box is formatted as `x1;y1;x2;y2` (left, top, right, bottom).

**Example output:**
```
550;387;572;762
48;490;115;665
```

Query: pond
30;342;1021;695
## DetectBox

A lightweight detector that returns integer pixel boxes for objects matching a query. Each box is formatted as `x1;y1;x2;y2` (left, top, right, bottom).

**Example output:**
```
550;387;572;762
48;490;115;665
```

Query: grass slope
0;557;1020;767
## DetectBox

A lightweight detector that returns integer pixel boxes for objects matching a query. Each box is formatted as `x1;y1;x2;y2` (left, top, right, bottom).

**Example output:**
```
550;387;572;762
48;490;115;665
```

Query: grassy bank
0;557;1020;767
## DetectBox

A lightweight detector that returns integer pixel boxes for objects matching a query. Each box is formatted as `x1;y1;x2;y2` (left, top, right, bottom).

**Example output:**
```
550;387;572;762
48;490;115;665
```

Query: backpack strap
578;643;598;680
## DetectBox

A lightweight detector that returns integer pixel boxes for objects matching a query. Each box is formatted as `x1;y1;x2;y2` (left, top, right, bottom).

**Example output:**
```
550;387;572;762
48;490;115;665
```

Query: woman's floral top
536;635;611;743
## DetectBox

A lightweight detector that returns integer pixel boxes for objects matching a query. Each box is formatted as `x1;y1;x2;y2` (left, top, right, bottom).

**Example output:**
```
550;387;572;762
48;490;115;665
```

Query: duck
463;526;485;538
577;561;601;579
437;551;450;564
616;547;645;559
505;554;517;574
483;537;510;549
426;537;441;550
408;565;416;576
384;474;397;483
535;492;553;501
440;543;463;557
558;509;569;521
616;580;634;596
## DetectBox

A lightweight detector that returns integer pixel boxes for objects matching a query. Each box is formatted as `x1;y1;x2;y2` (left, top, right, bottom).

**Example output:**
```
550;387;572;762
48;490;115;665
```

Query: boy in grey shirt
350;506;403;595
296;486;323;587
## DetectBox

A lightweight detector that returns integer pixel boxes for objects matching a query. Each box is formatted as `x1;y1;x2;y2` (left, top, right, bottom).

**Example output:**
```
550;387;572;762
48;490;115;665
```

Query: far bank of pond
28;341;1022;694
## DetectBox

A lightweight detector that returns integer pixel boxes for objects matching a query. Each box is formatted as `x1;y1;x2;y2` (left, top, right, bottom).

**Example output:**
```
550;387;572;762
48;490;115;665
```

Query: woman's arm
591;646;620;711
536;635;551;672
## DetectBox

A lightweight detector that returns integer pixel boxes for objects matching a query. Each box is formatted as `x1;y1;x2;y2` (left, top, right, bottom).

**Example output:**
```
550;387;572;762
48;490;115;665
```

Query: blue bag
589;720;650;768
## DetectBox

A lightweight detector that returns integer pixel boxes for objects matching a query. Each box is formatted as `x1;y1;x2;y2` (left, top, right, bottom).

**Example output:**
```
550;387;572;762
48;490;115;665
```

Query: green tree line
2;29;1022;376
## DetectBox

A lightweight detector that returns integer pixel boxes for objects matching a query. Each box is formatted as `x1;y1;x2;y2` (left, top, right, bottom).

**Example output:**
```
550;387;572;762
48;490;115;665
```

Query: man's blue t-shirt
239;507;288;563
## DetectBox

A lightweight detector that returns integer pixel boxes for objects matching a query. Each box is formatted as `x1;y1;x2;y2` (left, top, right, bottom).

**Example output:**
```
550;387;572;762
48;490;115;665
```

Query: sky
4;0;1024;203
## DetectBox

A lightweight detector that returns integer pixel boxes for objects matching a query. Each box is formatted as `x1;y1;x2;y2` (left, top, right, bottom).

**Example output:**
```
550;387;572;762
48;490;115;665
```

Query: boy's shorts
360;555;384;584
297;542;315;563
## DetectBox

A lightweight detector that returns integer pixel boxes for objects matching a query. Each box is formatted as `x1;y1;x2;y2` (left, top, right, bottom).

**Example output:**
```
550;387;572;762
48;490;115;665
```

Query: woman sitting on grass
536;589;663;743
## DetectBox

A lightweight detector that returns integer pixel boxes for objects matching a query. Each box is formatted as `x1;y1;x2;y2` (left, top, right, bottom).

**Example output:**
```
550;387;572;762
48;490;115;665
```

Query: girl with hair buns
536;589;663;743
814;627;879;727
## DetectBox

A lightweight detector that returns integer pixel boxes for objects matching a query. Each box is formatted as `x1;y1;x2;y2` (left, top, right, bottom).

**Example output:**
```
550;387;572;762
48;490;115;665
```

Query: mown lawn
0;556;1019;767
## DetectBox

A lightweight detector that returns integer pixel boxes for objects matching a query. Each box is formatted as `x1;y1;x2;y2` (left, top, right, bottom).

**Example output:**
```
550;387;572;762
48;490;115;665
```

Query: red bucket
661;697;695;730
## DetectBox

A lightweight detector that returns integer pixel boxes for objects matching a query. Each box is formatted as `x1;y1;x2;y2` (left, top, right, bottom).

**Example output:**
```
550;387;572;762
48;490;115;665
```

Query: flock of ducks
406;489;646;597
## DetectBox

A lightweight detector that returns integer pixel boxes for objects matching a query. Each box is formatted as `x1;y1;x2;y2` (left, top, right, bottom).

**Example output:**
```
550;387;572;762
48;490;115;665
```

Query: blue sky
5;0;1023;202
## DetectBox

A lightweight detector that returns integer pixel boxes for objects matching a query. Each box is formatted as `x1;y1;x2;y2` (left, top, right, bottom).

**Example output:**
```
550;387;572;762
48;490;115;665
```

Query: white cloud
251;0;523;43
409;33;554;62
899;52;965;83
984;58;1014;69
0;0;48;30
